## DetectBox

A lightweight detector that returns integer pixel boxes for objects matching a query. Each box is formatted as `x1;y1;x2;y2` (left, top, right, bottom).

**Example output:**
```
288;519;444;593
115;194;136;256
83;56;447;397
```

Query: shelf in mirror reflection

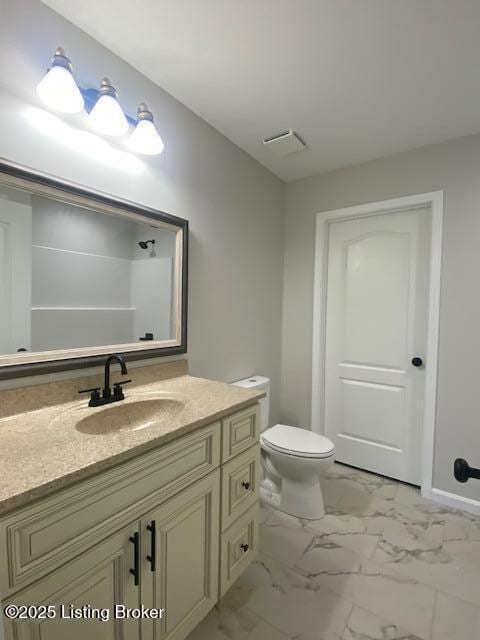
31;307;137;311
0;174;180;360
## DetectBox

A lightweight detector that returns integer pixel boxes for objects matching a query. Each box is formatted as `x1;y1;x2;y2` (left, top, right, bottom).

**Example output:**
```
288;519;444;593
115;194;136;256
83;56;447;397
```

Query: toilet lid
262;424;335;458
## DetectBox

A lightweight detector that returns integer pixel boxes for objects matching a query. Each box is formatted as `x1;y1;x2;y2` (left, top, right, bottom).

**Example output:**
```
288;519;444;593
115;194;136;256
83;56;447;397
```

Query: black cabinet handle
454;458;480;483
240;543;249;552
146;520;156;572
129;531;140;586
411;357;423;367
241;481;250;490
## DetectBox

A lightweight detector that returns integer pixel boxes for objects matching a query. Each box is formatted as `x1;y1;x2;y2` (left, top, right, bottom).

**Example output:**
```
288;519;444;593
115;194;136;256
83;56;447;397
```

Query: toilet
233;376;335;520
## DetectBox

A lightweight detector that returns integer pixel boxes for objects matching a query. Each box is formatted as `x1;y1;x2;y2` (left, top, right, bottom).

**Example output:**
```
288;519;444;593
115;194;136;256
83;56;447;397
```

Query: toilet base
260;485;281;509
260;476;326;520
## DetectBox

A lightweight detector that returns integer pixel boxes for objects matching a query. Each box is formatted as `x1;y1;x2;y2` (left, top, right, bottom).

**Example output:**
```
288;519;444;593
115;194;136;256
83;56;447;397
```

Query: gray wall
281;132;480;499
32;195;136;259
0;0;285;421
5;0;477;500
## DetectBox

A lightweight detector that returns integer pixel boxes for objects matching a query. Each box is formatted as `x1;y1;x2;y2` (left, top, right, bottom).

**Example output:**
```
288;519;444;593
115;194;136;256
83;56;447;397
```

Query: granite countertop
0;365;263;516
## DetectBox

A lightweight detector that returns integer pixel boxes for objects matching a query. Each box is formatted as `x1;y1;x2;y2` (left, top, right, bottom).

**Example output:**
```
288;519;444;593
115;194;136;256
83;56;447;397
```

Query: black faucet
79;354;131;407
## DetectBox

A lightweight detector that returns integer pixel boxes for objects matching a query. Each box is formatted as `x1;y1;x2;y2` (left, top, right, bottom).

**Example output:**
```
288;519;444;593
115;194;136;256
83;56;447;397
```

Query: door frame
311;191;443;496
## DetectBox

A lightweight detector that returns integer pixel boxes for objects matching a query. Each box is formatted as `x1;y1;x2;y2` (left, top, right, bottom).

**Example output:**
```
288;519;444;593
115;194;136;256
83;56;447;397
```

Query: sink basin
74;394;186;435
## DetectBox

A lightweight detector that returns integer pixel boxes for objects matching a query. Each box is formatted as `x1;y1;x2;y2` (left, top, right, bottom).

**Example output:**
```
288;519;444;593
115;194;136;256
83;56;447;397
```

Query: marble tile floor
187;462;480;640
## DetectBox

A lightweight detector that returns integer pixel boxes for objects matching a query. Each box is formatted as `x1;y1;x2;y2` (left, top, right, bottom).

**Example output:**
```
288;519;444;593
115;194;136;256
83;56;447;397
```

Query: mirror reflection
0;186;177;356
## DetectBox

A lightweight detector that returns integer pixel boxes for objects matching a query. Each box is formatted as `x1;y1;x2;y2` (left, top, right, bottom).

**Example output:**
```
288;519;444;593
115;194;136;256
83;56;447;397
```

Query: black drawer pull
146;520;156;572
241;481;250;490
240;543;249;552
129;531;140;586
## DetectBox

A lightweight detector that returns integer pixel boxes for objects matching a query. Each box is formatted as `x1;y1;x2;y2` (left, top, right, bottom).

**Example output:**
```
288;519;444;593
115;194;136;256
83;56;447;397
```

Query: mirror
0;159;188;378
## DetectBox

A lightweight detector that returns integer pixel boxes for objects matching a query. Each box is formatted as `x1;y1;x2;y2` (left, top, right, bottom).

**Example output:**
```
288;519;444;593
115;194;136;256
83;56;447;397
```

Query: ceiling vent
262;130;306;157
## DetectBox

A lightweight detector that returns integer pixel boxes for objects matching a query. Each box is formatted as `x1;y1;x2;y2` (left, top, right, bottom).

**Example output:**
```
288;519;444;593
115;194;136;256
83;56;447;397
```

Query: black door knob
411;357;423;367
454;458;470;483
454;458;480;483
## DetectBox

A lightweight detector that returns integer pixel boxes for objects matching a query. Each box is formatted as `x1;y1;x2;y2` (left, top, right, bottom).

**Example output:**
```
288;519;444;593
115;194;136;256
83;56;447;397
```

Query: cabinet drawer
222;404;260;463
220;503;258;597
221;445;260;530
0;422;220;596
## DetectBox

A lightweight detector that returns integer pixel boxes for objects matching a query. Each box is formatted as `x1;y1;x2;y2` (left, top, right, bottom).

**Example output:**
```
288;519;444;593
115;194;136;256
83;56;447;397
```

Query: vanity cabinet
0;403;261;640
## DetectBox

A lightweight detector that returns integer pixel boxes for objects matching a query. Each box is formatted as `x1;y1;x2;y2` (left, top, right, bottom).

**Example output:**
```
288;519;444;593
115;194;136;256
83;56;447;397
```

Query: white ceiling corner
40;0;480;181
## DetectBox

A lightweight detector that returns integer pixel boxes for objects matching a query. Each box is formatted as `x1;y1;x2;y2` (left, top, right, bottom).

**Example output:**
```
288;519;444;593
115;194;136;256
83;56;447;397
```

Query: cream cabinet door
141;471;220;640
3;522;142;640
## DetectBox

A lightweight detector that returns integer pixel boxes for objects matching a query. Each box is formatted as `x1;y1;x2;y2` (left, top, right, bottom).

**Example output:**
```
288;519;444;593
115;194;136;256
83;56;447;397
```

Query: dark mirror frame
0;158;188;379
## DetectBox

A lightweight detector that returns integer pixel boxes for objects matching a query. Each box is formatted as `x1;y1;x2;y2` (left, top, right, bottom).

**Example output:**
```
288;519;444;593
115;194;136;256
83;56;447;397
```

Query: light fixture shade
88;78;129;137
127;103;164;155
36;48;84;114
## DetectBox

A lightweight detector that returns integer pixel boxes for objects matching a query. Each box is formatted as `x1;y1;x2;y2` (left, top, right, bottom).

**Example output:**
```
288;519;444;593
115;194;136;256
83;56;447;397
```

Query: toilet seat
261;424;335;459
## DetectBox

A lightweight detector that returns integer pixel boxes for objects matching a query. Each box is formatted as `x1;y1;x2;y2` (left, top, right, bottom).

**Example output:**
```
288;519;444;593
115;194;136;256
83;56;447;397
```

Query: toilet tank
232;376;270;431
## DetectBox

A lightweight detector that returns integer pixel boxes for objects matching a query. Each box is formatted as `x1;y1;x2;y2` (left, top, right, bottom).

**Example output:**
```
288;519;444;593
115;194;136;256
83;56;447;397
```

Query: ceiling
41;0;480;182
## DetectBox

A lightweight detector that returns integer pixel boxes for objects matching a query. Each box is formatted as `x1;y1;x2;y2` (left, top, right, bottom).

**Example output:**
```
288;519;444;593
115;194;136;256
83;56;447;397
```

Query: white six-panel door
0;198;32;355
324;208;430;484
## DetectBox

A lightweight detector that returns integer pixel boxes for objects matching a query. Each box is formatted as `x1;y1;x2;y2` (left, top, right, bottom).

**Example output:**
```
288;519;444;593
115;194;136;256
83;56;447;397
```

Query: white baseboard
429;487;480;516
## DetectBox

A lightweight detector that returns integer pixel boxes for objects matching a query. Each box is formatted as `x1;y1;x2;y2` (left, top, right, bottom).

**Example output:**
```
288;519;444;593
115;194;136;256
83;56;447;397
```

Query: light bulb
36;47;84;114
88;78;129;137
127;103;164;155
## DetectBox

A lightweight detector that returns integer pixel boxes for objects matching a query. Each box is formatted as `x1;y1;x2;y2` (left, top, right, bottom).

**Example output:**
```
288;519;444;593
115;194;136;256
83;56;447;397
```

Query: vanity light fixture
88;77;129;137
127;104;164;155
36;47;84;114
35;47;164;155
